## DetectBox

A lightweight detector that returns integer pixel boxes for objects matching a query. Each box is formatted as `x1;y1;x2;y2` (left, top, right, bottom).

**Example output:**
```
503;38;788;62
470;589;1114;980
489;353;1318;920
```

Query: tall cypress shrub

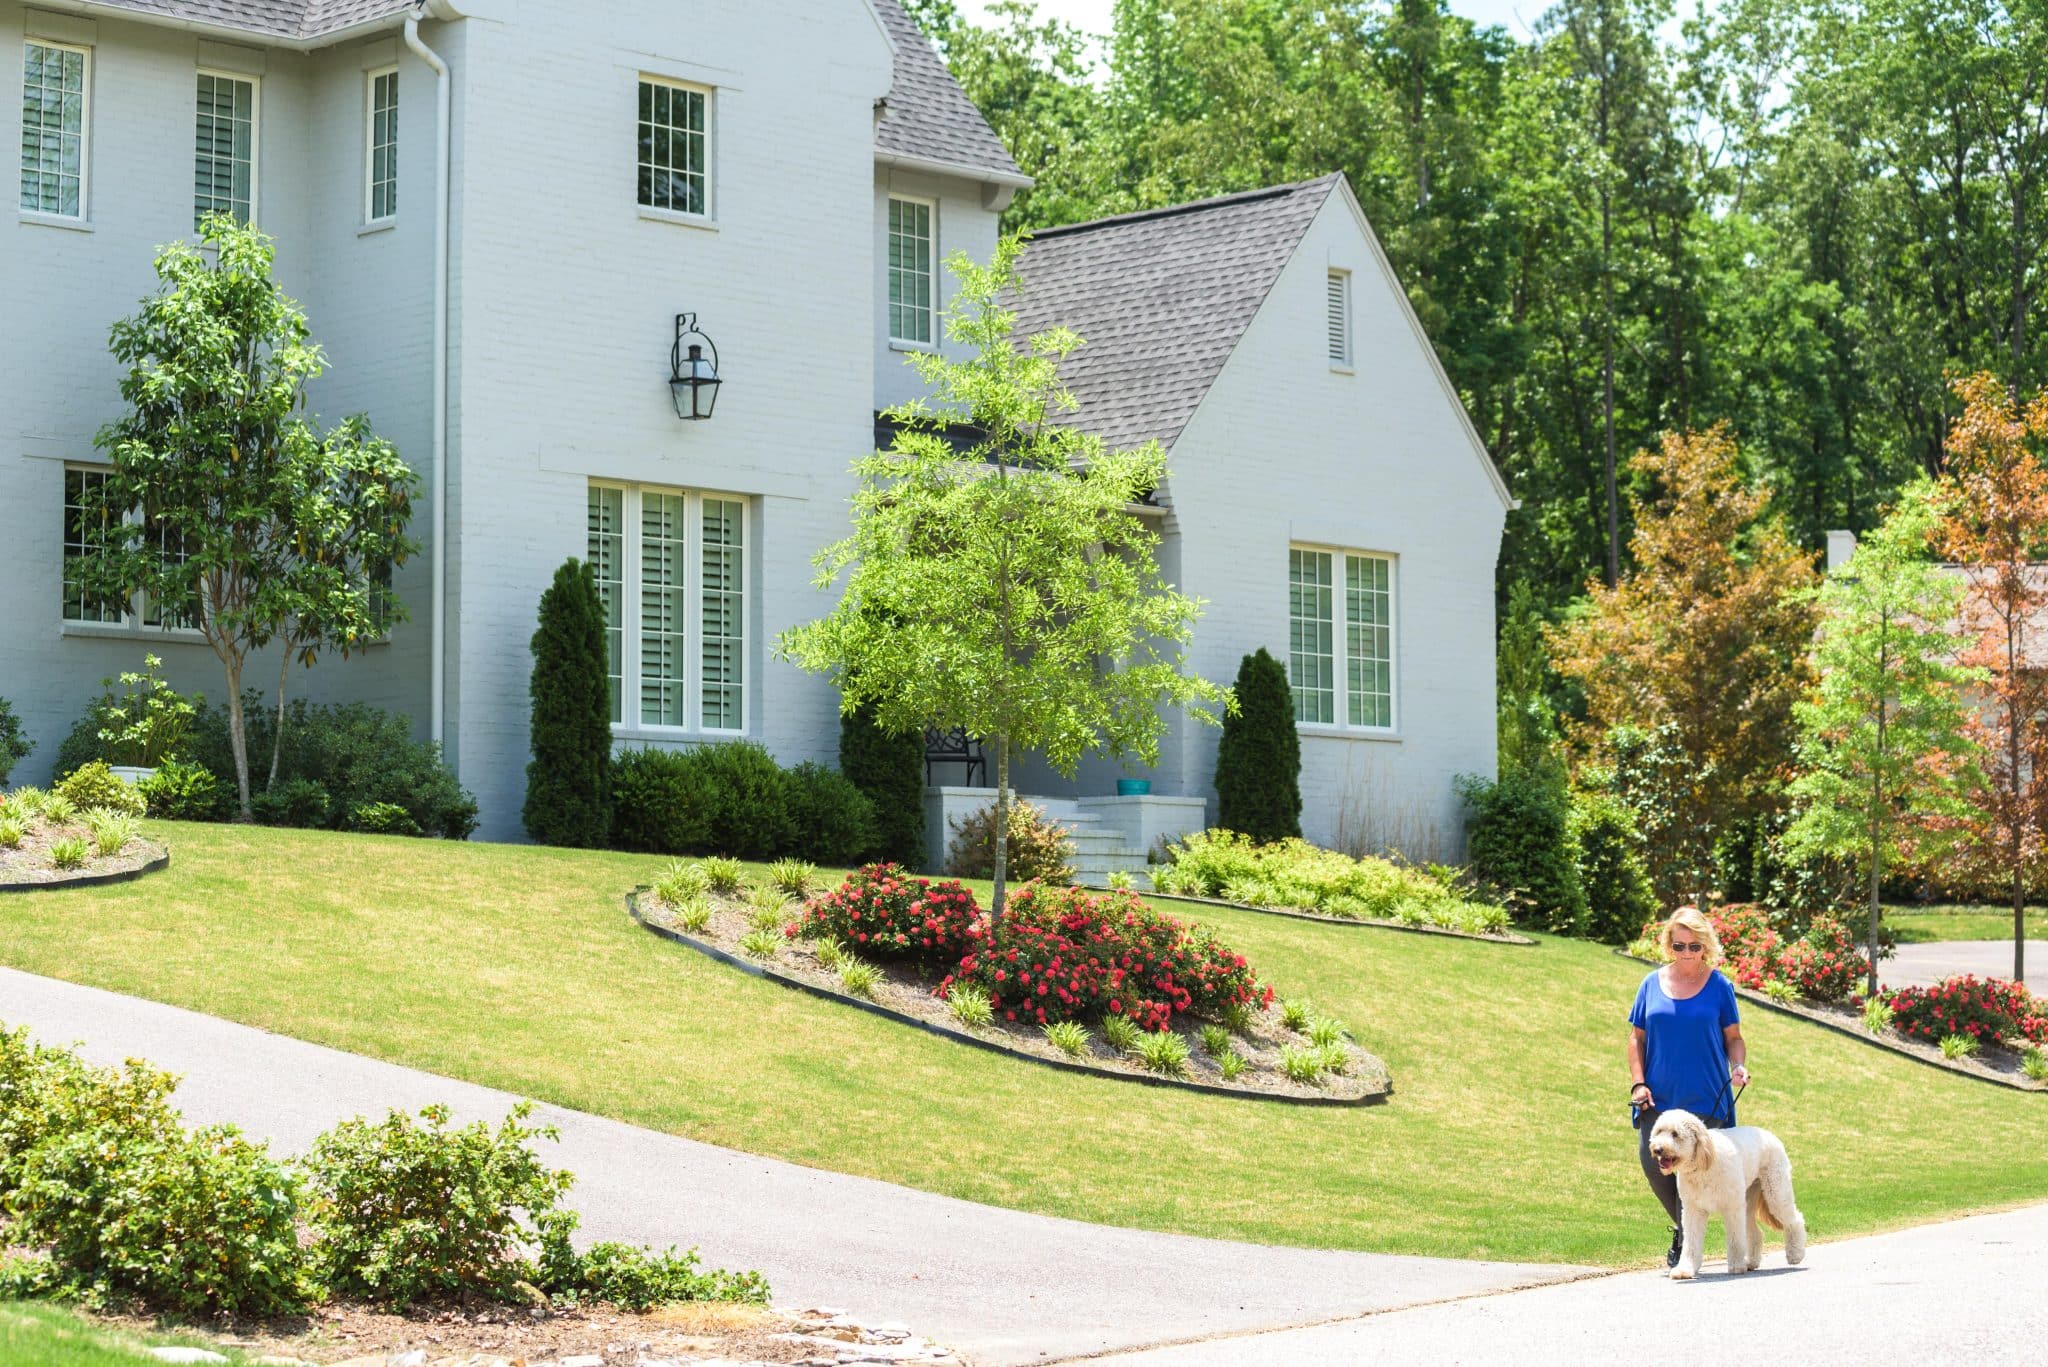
840;700;927;867
1214;648;1301;842
524;558;612;846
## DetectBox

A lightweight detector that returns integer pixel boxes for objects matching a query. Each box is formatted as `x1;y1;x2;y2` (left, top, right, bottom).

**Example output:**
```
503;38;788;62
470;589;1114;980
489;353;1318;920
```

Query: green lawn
1;821;2042;1269
0;1302;236;1365
1884;904;2048;945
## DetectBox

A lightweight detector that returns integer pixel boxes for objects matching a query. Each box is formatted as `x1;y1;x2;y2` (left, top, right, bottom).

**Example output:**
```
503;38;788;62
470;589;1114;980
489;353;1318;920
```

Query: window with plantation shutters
588;482;747;733
1289;545;1395;731
1327;270;1351;368
194;71;256;228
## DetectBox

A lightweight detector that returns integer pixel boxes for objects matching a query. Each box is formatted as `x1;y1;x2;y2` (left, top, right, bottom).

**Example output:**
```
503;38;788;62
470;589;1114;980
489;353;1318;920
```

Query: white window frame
1288;543;1397;734
887;194;938;349
61;463;204;639
1327;269;1353;371
588;480;749;736
635;74;714;226
20;38;91;222
193;68;260;229
364;65;398;224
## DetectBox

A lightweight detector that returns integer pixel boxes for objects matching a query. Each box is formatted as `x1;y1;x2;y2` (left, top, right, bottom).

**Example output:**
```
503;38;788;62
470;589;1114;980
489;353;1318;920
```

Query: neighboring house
2;0;1509;859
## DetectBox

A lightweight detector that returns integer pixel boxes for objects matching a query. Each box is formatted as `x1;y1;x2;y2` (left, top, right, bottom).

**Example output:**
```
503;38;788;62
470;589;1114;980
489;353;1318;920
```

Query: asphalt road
0;967;1584;1366
1883;940;2041;994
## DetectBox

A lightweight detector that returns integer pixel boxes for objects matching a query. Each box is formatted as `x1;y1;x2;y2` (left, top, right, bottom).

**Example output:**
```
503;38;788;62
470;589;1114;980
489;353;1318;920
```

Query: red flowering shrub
800;863;982;968
1707;904;1782;990
1886;973;2048;1049
1772;916;1867;1004
938;884;1272;1031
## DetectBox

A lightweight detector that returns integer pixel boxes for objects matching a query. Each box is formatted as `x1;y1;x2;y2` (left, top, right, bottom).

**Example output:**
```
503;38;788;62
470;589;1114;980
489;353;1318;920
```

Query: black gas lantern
668;313;721;421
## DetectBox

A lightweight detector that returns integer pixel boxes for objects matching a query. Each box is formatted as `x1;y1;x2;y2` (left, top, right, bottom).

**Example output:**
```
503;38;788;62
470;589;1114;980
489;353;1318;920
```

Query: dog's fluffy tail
1758;1136;1807;1264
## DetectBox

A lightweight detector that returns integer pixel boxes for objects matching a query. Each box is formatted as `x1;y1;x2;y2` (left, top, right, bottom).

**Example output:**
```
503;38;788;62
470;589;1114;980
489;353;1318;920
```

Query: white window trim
590;480;750;738
1289;543;1398;735
635;74;715;227
1327;269;1354;372
20;39;92;223
887;193;939;351
363;65;398;225
59;462;206;642
194;67;261;229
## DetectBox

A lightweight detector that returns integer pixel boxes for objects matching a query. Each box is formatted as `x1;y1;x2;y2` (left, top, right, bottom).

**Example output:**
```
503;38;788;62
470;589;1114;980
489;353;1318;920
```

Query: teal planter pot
1116;779;1151;796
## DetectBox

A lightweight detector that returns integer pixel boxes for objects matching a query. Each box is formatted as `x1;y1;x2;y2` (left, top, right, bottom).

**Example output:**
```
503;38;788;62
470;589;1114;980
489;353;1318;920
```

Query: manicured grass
1884;904;2048;945
2;822;2044;1269
0;1302;235;1365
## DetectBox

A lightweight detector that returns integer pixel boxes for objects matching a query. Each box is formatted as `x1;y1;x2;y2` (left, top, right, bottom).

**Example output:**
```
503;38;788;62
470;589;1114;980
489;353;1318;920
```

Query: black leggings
1635;1106;1725;1225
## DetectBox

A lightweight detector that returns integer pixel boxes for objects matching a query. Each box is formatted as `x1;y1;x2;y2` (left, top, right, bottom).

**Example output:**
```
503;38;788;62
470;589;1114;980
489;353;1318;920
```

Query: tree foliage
840;701;929;869
524;558;612;848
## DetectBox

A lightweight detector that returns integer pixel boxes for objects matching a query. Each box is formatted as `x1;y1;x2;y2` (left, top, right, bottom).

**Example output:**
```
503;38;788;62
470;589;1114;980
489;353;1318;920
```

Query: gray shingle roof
872;0;1025;180
79;0;414;39
1012;176;1340;453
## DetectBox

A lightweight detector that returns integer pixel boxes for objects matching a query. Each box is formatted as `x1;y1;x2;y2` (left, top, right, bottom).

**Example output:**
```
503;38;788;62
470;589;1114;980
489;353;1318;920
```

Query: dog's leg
1724;1200;1748;1275
1757;1141;1807;1266
1671;1200;1707;1280
1741;1183;1764;1272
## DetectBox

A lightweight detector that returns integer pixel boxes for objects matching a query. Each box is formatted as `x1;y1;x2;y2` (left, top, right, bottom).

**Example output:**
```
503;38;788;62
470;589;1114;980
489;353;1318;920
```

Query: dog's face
1648;1110;1714;1176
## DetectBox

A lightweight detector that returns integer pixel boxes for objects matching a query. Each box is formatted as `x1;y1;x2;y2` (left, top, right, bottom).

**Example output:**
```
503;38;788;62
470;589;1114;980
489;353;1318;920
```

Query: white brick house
2;0;1508;857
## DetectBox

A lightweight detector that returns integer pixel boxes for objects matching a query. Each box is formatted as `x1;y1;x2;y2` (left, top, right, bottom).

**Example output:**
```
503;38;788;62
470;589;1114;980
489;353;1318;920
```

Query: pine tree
523;558;612;847
1214;648;1301;842
839;701;927;868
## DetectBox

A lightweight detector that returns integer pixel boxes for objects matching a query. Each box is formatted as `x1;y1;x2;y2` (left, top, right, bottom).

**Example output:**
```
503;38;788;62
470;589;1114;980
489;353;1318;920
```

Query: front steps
921;788;1209;890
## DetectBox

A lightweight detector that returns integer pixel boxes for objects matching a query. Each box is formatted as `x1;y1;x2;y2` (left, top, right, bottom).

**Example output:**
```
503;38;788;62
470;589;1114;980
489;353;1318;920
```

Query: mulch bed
1615;950;2047;1093
629;888;1393;1106
1141;888;1535;945
0;817;167;891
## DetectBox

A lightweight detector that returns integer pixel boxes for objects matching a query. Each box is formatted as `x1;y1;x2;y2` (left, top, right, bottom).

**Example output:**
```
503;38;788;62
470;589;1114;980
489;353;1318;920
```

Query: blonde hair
1657;905;1723;966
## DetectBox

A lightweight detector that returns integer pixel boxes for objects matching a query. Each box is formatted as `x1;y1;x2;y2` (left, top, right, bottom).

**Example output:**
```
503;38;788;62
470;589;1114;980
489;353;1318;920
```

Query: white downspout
404;8;451;752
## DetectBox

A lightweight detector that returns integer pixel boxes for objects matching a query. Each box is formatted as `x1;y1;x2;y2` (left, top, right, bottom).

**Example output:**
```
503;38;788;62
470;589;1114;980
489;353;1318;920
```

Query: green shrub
839;701;925;867
610;743;794;859
837;957;881;997
1099;1014;1140;1054
136;758;228;821
688;741;796;859
1940;1033;1979;1060
4;786;50;819
2023;1045;2048;1083
555;1241;768;1311
1157;829;1508;934
739;929;782;960
948;983;994;1028
1761;978;1799;1004
1279;999;1313;1032
1316;1041;1351;1074
84;654;200;770
700;856;745;893
1199;1024;1230;1057
1863;997;1895;1035
671;897;712;934
348;800;422;835
48;837;88;870
784;762;877;867
302;1102;575;1309
1217;1051;1248;1082
0;697;32;786
83;809;138;858
610;747;714;853
252;777;331;828
768;858;818;897
39;793;76;825
1307;1016;1350;1049
1571;791;1659;944
1042;1020;1088;1055
0;816;22;848
524;558;613;848
1459;769;1587;934
653;860;710;905
1134;1030;1190;1076
55;761;147;818
945;798;1076;884
1280;1045;1325;1083
1213;648;1301;843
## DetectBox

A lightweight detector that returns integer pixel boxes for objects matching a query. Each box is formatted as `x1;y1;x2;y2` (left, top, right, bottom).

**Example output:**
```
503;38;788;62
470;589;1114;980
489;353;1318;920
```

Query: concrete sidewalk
0;967;1585;1366
1072;1202;2048;1366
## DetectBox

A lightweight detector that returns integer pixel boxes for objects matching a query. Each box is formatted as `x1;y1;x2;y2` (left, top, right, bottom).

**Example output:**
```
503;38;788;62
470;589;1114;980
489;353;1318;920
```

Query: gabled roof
73;0;414;39
1011;176;1340;453
871;0;1026;183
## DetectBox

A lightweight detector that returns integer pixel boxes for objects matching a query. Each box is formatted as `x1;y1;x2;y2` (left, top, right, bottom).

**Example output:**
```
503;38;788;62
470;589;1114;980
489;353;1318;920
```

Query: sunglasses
1670;941;1705;954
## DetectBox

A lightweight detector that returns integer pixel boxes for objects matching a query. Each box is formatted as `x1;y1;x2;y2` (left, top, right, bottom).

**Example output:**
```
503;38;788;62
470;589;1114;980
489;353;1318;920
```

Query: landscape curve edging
0;845;170;895
1139;888;1536;946
1613;948;2045;1095
627;890;1392;1109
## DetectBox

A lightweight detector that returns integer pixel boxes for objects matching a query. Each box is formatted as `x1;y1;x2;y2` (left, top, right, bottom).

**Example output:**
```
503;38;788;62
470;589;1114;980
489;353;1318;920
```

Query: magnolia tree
1937;371;2048;982
779;238;1230;926
1786;483;1982;998
78;216;419;816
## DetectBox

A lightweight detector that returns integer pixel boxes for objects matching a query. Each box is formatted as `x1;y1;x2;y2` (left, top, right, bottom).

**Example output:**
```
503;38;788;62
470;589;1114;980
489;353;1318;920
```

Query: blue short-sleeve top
1628;969;1740;1122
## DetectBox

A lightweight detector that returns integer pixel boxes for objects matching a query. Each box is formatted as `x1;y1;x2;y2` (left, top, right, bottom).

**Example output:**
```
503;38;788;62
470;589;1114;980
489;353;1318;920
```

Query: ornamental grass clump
1940;1033;1979;1060
1307;1017;1350;1049
699;857;746;894
1199;1024;1231;1057
1217;1051;1248;1082
5;786;50;819
83;809;138;858
1280;999;1313;1032
671;897;712;934
1134;1030;1190;1077
803;863;984;970
1280;1045;1325;1084
769;858;817;897
946;983;994;1028
738;929;781;960
1862;996;1895;1035
0;816;23;849
1099;1014;1140;1054
837;957;881;999
1042;1020;1089;1056
47;838;88;871
653;860;709;905
2023;1046;2048;1083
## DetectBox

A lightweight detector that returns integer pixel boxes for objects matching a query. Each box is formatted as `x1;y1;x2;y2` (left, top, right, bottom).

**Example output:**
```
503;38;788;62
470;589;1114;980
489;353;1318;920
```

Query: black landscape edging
1613;949;2044;1095
627;891;1391;1109
0;846;170;894
1141;888;1536;946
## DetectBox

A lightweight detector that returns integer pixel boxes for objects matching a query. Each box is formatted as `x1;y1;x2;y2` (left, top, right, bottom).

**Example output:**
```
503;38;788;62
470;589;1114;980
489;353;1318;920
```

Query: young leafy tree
524;558;612;848
1786;482;1982;997
79;215;419;817
779;237;1230;926
1213;648;1301;843
1548;426;1819;905
1936;372;2048;982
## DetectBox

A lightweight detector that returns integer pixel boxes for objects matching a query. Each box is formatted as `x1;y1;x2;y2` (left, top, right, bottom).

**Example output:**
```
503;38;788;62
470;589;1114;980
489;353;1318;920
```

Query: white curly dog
1647;1109;1808;1280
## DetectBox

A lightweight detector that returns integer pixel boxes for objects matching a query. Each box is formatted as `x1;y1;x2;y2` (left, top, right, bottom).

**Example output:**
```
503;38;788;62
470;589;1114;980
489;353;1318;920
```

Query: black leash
1632;1072;1746;1128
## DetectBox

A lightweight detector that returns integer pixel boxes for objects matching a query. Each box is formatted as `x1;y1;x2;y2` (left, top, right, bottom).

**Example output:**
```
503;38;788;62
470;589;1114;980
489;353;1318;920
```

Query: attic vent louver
1327;270;1352;367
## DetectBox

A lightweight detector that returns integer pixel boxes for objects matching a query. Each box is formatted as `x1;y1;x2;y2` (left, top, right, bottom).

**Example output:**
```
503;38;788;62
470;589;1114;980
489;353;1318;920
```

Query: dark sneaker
1665;1226;1683;1268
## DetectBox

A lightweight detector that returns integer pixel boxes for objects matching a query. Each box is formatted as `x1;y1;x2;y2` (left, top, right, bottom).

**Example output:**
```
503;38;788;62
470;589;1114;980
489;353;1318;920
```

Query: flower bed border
1140;888;1535;945
0;844;170;895
1614;950;2045;1094
627;891;1393;1109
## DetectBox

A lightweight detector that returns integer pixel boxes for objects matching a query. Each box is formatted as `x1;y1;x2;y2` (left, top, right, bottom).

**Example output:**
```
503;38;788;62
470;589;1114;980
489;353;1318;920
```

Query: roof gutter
29;0;426;51
874;149;1033;212
403;5;454;757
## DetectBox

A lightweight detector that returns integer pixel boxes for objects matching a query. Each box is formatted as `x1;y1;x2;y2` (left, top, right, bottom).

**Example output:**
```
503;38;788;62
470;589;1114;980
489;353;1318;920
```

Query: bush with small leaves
48;838;88;870
837;957;880;998
1217;1051;1248;1082
136;758;228;821
1281;1045;1325;1083
738;929;781;960
945;798;1076;885
783;761;876;867
1042;1020;1088;1056
700;856;746;894
946;983;993;1028
557;1240;769;1311
1199;1024;1231;1057
251;777;331;829
55;761;147;818
1099;1014;1140;1054
1134;1030;1190;1076
83;809;138;857
769;858;818;897
347;800;422;836
1863;997;1895;1035
1280;999;1313;1032
1940;1033;1979;1060
2023;1045;2048;1083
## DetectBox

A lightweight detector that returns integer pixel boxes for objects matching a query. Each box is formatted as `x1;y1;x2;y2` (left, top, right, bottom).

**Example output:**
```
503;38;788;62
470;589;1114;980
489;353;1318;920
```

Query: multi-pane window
888;196;935;345
636;78;708;216
194;72;256;228
62;467;200;631
588;483;747;731
1327;270;1352;367
20;41;88;218
1289;547;1396;730
366;68;397;222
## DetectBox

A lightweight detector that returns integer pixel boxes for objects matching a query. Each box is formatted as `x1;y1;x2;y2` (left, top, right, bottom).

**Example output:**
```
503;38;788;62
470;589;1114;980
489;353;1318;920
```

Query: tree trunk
2014;869;2026;985
226;662;253;820
268;646;292;792
1868;698;1886;1001
1602;190;1619;588
990;735;1011;938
